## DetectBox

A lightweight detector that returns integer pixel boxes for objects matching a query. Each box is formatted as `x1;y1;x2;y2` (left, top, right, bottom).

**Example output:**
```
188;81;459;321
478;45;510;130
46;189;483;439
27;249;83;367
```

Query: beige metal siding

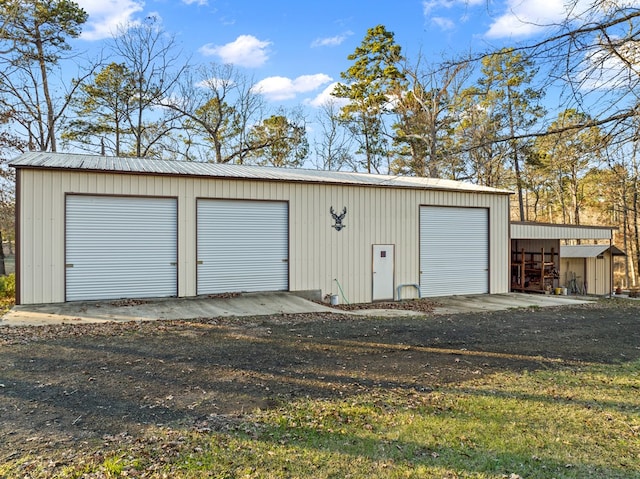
19;169;66;304
17;169;510;304
511;223;612;240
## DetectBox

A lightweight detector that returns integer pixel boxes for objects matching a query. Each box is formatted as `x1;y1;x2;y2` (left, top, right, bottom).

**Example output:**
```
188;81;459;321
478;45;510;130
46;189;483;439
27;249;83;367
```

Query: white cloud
423;0;483;16
182;0;208;4
423;0;453;16
77;0;144;40
432;16;455;30
579;39;640;91
307;82;350;108
199;35;271;68
485;0;575;39
253;74;333;101
423;0;485;31
484;0;640;39
311;31;353;47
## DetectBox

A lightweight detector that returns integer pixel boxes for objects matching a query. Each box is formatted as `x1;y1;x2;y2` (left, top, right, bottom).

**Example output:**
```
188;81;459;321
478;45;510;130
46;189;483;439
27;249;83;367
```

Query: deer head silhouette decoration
330;206;347;231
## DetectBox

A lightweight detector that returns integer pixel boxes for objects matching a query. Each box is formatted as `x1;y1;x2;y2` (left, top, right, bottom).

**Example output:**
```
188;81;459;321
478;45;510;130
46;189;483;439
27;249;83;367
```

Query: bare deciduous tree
161;63;266;163
312;99;353;171
110;17;188;158
391;55;472;178
0;0;90;152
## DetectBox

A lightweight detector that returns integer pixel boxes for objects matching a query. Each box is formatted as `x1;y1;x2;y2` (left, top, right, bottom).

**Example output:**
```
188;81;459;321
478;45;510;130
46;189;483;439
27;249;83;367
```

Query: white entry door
372;244;394;301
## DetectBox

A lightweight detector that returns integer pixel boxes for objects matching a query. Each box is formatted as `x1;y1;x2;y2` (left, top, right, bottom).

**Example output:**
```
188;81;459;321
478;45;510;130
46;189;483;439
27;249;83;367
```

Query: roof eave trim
11;164;513;195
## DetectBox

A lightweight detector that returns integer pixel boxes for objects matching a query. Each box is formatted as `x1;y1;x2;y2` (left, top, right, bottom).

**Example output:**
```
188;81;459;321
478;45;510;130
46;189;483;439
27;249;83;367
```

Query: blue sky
71;0;594;109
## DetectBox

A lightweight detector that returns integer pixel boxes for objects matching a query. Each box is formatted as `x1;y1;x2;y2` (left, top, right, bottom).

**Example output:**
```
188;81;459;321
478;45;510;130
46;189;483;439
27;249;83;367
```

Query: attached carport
510;222;620;296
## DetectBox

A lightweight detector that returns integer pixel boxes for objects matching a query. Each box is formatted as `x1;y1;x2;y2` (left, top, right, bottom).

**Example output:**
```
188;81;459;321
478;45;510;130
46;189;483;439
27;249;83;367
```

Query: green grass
3;359;639;478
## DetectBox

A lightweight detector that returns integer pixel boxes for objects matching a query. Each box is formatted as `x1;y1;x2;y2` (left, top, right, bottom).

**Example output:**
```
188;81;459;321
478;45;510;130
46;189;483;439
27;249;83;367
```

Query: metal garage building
11;152;512;305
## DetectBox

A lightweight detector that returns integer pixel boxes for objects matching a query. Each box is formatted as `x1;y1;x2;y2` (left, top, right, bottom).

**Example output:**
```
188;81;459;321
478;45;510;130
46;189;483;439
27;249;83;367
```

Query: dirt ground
1;299;639;463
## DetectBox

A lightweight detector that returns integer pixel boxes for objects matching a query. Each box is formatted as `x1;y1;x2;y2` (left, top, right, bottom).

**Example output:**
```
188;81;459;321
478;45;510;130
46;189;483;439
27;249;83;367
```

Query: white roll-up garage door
66;195;178;301
420;206;489;297
197;199;288;295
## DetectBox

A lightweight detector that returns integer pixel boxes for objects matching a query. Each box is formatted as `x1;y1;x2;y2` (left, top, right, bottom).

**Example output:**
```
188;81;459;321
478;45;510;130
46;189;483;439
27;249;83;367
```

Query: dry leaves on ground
330;298;436;313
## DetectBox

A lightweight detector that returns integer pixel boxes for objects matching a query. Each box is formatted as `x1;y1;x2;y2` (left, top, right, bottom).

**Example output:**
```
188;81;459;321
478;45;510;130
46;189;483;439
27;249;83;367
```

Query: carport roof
10;152;512;194
511;221;615;240
561;244;626;258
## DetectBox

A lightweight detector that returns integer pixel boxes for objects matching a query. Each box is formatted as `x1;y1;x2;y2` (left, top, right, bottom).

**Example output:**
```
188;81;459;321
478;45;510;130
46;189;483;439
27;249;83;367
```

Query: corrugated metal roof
511;221;615;240
561;245;626;258
10;152;512;194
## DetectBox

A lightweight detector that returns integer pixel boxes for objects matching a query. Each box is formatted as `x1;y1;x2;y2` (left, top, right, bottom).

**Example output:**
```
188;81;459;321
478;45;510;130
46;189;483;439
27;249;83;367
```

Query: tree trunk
623;205;630;288
115;111;121;156
214;138;222;163
364;115;372;174
427;97;437;178
571;165;581;226
633;189;640;286
135;74;144;157
137;101;143;158
0;231;7;276
506;87;525;221
34;25;56;151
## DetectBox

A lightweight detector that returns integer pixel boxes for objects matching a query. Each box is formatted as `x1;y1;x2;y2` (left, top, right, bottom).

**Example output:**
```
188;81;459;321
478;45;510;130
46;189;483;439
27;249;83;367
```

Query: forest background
0;0;639;287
